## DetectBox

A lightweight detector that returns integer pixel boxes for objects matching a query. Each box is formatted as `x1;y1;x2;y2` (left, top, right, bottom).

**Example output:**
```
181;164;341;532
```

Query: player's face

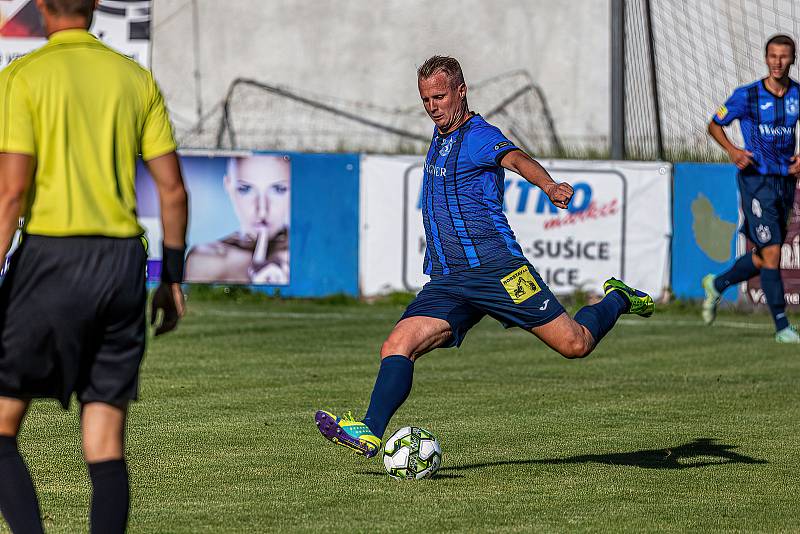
765;44;794;80
225;156;290;240
419;71;467;133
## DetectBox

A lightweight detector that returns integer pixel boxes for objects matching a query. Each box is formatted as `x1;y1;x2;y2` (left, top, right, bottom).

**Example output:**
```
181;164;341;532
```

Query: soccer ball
382;426;442;480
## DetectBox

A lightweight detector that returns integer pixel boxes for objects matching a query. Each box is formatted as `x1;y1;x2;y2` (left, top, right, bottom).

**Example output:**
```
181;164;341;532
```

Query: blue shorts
738;173;798;249
400;258;565;348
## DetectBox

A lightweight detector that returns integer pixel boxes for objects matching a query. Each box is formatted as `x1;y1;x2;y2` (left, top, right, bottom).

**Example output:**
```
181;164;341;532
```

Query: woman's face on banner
225;155;290;240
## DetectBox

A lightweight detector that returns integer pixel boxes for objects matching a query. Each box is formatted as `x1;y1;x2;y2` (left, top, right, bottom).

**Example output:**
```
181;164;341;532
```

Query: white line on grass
618;318;766;330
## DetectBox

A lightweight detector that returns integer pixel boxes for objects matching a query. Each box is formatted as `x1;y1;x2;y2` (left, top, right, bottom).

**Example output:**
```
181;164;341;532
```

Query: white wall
151;0;610;152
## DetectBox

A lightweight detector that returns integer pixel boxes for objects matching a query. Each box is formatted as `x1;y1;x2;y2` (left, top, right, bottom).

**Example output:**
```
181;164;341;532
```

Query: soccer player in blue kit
704;35;800;343
315;56;655;457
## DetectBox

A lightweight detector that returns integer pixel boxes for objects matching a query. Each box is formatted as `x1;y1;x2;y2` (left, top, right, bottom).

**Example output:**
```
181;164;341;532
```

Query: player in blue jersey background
315;56;655;457
705;34;800;343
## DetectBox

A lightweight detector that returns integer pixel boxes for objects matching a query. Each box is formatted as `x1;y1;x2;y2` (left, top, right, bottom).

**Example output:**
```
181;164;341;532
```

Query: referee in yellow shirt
0;1;188;533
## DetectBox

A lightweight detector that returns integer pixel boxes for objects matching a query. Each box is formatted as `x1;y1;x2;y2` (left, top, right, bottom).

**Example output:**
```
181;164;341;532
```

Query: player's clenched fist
545;181;574;210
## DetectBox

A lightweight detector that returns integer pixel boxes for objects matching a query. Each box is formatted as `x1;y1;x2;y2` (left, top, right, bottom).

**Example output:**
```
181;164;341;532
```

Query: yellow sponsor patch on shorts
501;265;541;304
716;105;728;120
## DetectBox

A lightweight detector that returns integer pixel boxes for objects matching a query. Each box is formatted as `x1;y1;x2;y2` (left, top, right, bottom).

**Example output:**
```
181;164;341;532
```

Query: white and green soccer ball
382;426;442;480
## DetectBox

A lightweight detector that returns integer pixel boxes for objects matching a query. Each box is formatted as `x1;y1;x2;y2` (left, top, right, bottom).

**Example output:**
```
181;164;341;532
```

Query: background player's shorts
400;257;565;348
0;235;147;409
738;173;798;249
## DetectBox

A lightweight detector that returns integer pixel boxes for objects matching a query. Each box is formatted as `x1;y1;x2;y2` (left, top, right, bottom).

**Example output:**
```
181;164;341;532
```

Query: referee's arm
0;153;33;257
146;151;189;335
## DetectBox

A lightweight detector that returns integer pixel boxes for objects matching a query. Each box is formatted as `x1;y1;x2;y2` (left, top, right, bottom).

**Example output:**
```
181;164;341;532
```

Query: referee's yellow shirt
0;29;176;237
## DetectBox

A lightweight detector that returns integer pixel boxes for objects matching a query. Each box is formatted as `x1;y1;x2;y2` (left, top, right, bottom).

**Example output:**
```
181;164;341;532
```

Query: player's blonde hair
417;56;466;89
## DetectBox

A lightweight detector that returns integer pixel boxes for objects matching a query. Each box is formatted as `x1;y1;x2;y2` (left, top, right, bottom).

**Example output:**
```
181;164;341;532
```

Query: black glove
150;282;180;336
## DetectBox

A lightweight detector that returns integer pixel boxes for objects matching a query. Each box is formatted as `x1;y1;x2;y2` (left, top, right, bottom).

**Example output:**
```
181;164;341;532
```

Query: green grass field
7;296;800;533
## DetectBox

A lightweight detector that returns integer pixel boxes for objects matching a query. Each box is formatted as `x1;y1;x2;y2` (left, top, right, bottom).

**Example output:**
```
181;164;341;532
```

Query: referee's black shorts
0;235;147;409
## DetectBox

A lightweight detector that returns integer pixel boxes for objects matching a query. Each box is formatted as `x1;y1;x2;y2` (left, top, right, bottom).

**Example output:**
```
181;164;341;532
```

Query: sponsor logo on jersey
756;224;772;243
716;105;728;120
752;198;762;218
423;162;447;177
760;102;774;110
493;141;511;151
758;124;794;136
501;265;541;304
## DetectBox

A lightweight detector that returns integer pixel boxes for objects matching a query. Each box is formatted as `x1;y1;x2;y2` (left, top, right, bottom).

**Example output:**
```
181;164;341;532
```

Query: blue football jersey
420;114;524;276
713;79;800;175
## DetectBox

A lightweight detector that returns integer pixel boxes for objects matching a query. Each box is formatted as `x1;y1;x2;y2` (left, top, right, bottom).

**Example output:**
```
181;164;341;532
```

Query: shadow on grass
358;471;464;479
445;438;767;472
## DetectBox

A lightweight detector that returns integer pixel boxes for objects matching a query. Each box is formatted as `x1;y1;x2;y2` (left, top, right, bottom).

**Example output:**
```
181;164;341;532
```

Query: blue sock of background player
714;253;760;293
0;436;44;534
362;355;414;438
574;290;630;345
760;268;790;331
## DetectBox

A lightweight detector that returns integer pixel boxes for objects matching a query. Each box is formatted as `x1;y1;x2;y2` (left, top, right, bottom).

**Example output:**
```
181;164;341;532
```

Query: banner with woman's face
136;153;292;285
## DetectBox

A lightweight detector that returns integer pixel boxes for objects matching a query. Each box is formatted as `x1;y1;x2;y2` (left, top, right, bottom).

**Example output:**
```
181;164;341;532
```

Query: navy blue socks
363;355;414;438
760;268;790;332
0;436;43;534
714;253;759;294
574;290;629;346
88;459;129;534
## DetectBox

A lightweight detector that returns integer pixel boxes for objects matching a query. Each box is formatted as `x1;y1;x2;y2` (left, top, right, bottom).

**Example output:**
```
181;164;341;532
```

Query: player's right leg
0;397;44;534
702;252;760;325
316;280;481;457
315;316;452;457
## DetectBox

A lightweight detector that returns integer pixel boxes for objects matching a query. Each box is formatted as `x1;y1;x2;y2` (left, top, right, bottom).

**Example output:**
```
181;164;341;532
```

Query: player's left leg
532;279;653;358
752;176;799;342
81;402;129;534
0;397;44;534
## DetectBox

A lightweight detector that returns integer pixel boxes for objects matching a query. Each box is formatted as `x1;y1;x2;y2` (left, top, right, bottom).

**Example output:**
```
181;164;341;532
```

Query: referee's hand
151;283;186;336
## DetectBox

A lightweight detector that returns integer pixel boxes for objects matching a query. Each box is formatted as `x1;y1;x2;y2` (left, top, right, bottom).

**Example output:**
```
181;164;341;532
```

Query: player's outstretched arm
708;120;753;170
0;153;33;257
499;149;573;209
145;151;189;335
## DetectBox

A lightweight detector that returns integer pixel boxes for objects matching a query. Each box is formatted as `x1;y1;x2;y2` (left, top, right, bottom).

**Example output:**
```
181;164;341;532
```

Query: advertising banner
671;163;739;301
361;156;671;298
137;153;291;286
0;0;151;68
138;152;360;298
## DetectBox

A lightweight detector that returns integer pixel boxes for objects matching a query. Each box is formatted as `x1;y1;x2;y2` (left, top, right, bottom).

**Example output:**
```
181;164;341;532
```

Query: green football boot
314;410;382;458
603;278;655;318
775;326;800;343
701;274;720;325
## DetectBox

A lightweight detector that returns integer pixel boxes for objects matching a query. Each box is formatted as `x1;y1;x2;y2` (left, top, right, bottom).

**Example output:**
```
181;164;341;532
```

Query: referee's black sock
0;436;44;534
88;459;129;534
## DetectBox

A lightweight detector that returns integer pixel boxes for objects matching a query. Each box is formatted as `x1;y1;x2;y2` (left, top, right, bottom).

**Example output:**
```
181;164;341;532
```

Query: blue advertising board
672;163;739;300
137;152;359;297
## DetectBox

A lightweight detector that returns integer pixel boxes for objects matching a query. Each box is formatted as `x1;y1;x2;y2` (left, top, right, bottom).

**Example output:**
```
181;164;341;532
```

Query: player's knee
559;334;591;359
82;434;124;463
380;339;411;359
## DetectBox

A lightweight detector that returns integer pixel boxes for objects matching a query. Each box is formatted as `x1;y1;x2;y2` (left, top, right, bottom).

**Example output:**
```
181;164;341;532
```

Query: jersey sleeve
467;124;519;167
140;75;177;161
712;87;747;126
0;68;36;155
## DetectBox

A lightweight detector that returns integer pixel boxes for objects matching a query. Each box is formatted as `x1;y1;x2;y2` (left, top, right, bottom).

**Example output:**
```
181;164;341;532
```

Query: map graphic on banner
0;0;151;68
